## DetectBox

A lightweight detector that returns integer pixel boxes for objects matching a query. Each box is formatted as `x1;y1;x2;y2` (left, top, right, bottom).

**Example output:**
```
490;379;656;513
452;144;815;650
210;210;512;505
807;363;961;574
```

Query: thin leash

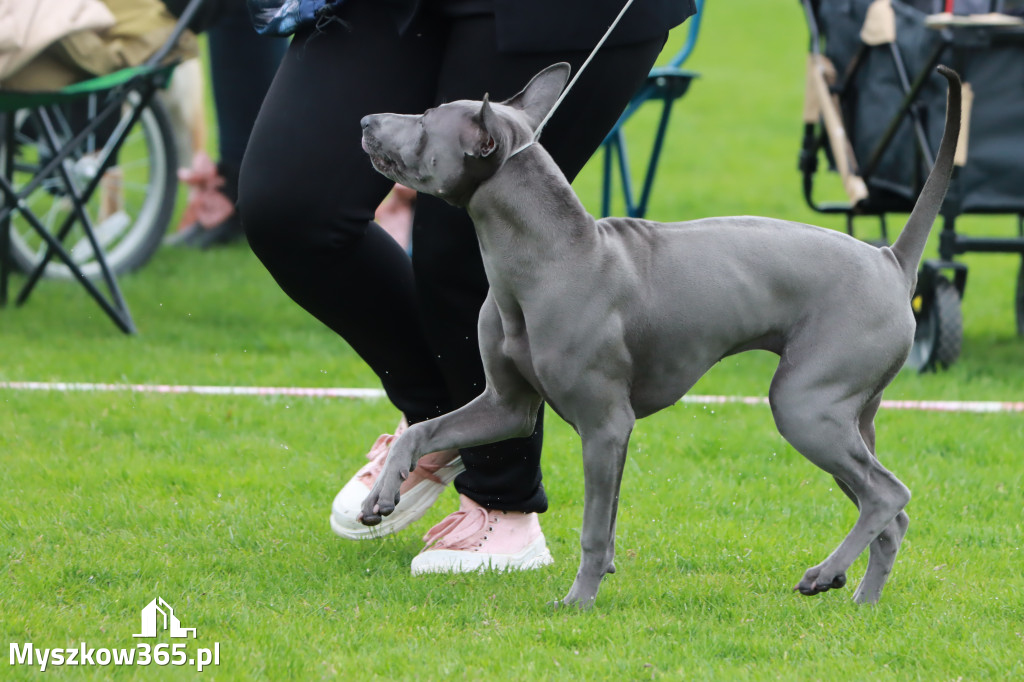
510;0;637;157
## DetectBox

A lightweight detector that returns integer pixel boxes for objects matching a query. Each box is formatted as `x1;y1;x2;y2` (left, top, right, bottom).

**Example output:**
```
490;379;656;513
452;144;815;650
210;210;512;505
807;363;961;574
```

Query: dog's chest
492;300;554;395
501;322;543;389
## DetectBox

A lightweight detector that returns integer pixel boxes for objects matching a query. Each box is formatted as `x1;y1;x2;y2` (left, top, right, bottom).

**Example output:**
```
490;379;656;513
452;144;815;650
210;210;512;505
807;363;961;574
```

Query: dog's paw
794;565;847;596
358;484;403;526
357;452;414;526
549;595;596;611
553;579;600;610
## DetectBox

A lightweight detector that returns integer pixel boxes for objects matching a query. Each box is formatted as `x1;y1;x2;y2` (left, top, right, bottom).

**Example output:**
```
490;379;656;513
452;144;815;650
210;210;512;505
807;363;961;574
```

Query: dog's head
360;63;570;206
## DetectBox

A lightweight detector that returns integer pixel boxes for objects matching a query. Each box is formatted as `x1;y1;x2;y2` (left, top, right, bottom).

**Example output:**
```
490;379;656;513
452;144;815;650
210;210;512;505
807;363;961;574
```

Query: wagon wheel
906;275;963;372
2;94;177;279
1015;258;1024;338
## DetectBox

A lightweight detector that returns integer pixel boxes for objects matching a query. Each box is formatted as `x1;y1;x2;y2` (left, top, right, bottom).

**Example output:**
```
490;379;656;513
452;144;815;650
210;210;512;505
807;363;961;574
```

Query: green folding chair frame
600;0;705;218
0;0;205;333
0;64;179;333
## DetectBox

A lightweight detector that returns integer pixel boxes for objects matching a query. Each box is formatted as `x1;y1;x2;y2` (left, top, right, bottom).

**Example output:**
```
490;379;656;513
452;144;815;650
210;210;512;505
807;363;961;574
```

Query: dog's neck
465;145;596;307
467;144;595;263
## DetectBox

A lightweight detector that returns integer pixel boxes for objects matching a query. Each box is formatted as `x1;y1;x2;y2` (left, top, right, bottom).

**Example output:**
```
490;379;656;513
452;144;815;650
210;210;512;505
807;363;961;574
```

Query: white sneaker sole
329;456;464;540
410;535;554;575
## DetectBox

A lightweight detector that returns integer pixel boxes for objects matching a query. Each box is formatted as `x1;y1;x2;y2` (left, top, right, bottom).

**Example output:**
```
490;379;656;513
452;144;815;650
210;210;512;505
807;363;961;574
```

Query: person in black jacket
238;0;694;574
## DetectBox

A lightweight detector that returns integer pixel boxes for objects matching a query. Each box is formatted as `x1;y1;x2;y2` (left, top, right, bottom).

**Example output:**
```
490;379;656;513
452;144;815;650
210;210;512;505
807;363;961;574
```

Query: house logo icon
133;597;197;639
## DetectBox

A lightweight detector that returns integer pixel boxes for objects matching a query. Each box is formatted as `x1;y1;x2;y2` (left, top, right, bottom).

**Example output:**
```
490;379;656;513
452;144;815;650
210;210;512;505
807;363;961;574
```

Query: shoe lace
356;431;450;487
355;434;395;485
422;506;492;551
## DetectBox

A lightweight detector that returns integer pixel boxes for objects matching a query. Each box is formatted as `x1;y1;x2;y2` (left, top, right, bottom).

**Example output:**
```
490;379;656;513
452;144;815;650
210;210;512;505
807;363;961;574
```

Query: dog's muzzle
360;121;400;178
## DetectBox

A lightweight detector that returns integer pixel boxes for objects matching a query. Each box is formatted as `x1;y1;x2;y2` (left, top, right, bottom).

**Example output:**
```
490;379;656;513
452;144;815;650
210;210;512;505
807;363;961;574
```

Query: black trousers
205;1;288;198
238;0;666;512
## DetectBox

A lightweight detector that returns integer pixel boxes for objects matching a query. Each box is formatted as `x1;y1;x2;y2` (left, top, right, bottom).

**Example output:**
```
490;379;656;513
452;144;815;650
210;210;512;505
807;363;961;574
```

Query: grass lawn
2;0;1023;679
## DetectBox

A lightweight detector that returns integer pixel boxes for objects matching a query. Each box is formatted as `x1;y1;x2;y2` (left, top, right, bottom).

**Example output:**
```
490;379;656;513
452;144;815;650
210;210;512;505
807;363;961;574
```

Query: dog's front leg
360;386;543;526
555;406;635;609
360;296;542;525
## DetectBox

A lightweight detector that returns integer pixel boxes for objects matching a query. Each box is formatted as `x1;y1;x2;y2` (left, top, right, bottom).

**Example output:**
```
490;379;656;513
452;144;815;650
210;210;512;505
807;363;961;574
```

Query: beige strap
802;52;829;123
925;12;1024;29
807;54;869;204
861;0;896;46
955;81;973;167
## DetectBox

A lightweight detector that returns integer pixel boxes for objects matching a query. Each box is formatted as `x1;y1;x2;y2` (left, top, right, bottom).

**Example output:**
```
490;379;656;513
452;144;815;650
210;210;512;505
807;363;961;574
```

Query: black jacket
493;0;696;52
387;0;697;52
170;0;694;51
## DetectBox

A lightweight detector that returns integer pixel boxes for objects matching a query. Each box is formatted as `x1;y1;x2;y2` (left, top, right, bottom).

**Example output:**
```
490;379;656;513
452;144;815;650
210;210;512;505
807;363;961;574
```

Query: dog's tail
890;65;962;284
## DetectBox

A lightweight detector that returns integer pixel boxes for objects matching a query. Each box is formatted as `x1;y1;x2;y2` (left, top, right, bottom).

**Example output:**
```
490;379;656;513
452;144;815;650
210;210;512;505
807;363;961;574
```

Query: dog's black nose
360;116;372;130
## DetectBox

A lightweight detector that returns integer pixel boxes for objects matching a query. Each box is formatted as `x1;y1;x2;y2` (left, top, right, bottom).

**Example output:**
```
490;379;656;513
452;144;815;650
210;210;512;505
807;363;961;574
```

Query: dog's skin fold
358;63;962;608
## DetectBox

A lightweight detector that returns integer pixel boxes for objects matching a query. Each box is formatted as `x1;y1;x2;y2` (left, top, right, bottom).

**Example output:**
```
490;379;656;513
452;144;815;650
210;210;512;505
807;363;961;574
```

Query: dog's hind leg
833;475;909;604
832;393;910;604
770;371;911;601
556;403;635;610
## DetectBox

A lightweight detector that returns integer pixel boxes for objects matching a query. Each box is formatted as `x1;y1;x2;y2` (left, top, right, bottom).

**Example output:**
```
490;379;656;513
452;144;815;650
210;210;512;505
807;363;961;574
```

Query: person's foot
166;214;244;249
167;152;242;249
330;419;463;540
410;494;553;575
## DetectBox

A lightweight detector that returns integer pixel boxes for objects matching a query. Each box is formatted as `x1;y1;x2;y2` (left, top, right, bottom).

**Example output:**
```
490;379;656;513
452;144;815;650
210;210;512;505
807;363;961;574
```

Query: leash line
508;0;637;158
532;0;638;139
3;381;1023;413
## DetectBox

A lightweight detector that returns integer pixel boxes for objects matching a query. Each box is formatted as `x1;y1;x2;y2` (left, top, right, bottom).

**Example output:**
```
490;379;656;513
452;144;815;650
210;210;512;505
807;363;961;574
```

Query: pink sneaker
330;419;463;540
410;494;554;575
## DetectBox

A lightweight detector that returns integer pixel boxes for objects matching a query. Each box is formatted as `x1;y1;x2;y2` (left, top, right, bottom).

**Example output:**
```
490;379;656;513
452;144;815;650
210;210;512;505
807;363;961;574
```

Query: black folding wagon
798;0;1024;370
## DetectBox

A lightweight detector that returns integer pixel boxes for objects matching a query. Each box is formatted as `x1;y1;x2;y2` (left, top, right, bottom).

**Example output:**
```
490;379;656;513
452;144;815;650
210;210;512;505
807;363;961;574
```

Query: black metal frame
0;0;205;333
799;0;1024;299
0;89;161;333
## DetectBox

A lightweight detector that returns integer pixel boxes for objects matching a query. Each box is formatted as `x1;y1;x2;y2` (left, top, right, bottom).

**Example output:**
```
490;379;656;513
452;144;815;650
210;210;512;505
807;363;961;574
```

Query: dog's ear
502;62;571;131
469;93;498;158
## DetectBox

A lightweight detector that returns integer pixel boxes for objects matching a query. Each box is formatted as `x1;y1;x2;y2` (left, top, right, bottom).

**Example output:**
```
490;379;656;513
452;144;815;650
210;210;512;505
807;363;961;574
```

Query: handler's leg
238;4;453;424
238;6;472;542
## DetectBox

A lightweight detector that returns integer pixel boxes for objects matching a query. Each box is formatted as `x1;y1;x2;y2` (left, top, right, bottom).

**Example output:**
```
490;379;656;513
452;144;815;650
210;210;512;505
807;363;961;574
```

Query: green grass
2;1;1023;679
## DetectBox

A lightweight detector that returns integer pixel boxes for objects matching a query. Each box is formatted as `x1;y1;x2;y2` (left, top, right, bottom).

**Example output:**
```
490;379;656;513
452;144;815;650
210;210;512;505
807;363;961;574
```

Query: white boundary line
1;381;1022;413
677;394;1024;414
0;381;385;399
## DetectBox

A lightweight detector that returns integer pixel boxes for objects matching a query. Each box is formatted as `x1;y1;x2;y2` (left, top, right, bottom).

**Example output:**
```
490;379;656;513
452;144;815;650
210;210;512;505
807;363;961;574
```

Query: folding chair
600;0;705;218
0;0;206;333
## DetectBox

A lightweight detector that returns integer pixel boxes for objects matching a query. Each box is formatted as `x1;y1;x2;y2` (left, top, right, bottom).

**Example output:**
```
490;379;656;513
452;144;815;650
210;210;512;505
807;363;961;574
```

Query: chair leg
1;99;139;333
3;188;135;332
613;131;637;217
1;112;13;307
601;140;614;218
19;106;136;332
636;97;677;219
0;222;8;308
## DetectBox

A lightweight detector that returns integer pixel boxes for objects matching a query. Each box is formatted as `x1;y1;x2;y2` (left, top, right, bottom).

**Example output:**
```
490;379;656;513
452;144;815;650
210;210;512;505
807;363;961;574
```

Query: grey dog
358;62;961;608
